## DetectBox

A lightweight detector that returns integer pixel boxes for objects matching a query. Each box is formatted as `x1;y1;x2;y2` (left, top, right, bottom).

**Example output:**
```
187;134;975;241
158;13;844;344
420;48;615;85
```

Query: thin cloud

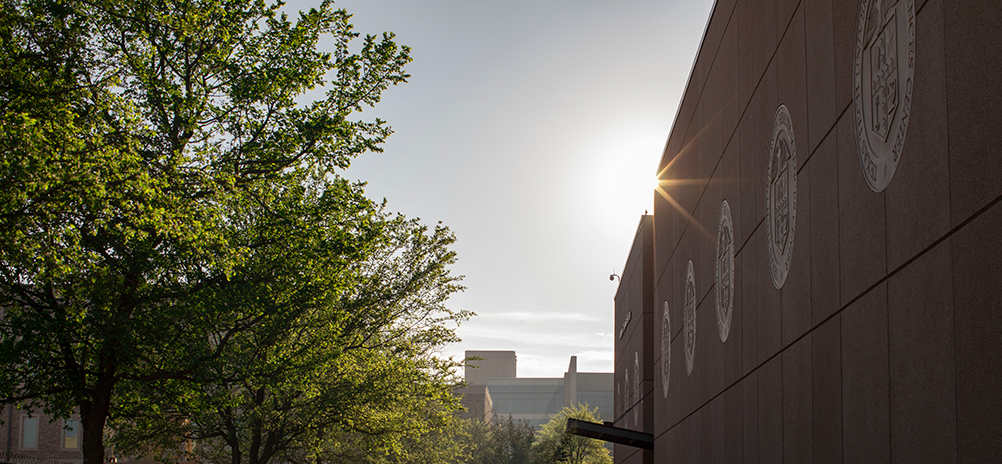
487;311;605;322
576;350;615;363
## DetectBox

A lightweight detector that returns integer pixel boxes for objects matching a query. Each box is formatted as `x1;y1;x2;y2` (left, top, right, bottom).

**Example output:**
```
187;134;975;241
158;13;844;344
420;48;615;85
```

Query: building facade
454;385;494;423
0;406;82;464
613;216;654;464
615;0;1002;462
465;351;614;429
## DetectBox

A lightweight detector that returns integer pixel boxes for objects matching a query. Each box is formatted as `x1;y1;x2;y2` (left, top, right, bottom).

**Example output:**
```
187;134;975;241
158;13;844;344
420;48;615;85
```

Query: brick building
0;406;82;464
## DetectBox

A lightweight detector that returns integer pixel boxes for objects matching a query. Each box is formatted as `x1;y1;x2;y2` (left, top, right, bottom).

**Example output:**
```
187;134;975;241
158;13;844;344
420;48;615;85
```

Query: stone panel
739;224;761;374
781;161;812;346
809;125;840;324
812;316;842;464
888;237;957;463
714;16;741;159
952;201;1002;463
724;384;743;463
758;356;783;462
837;113;887;305
653;270;672;436
653;187;676;281
736;0;778;110
841;284;890;463
718;135;744;388
945;0;1002;226
885;0;951;271
782;333;812;464
738;61;777;249
804;0;838;154
693;403;711;463
776;5;810;170
831;0;856;114
711;393;725;464
743;370;759;464
776;0;799;36
754;225;783;364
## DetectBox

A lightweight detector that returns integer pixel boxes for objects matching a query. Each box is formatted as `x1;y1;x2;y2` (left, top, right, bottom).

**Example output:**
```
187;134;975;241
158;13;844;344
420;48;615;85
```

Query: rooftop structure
465;351;613;429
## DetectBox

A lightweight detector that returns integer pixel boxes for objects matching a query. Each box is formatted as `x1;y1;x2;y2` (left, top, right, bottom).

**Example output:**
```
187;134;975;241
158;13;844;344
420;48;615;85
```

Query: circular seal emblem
684;260;696;376
854;0;915;192
661;301;671;398
767;104;797;289
623;368;629;414
633;352;640;426
715;200;734;342
615;382;620;416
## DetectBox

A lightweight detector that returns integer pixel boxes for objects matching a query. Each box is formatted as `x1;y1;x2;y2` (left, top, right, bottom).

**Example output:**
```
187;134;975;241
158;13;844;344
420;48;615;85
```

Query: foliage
0;0;468;463
463;415;536;464
533;404;612;464
110;213;469;464
316;405;472;464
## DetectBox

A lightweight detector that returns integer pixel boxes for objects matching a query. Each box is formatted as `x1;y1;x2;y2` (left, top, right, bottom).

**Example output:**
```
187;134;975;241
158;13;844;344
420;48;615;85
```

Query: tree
316;402;472;464
533;404;612;464
0;1;465;463
463;415;536;464
111;214;469;464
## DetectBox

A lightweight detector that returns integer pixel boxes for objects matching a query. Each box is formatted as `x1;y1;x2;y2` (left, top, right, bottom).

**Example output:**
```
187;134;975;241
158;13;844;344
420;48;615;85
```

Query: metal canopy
565;418;654;450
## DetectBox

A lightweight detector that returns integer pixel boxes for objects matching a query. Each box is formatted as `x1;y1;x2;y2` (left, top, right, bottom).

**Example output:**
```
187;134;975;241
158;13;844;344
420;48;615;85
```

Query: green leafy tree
0;1;466;464
463;415;536;464
110;214;469;464
533;404;612;464
317;402;472;464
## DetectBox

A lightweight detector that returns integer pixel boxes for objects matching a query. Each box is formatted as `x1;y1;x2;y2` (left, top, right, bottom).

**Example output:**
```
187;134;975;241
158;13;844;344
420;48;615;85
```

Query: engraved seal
854;0;915;192
684;260;696;375
623;369;629;417
767;104;797;289
715;199;734;342
615;382;620;416
633;352;640;426
661;301;671;398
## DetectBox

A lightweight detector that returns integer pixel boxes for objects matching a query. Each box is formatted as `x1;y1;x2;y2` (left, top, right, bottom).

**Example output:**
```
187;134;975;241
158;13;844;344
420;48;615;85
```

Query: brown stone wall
651;0;1001;462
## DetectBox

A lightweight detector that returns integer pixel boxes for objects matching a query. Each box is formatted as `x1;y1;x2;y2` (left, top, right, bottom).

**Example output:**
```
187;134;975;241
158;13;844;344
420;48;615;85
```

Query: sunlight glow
651;102;732;241
655;184;714;240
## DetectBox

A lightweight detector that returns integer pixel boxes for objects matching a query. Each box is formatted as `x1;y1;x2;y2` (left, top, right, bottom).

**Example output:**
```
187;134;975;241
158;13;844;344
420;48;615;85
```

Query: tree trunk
80;377;114;464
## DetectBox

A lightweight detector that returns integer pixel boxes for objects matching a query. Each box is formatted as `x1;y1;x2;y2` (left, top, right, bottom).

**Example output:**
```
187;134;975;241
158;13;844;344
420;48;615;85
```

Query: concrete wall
454;385;493;423
652;0;1001;462
465;350;517;385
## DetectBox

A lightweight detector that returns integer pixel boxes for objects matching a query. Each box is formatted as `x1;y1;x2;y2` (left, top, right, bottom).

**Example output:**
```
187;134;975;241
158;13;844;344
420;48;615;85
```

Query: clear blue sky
289;0;716;377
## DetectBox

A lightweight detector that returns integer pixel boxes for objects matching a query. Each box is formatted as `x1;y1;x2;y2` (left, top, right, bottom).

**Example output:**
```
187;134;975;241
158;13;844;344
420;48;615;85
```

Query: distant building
0;405;82;464
465;351;613;429
0;405;191;464
464;350;517;386
453;385;493;423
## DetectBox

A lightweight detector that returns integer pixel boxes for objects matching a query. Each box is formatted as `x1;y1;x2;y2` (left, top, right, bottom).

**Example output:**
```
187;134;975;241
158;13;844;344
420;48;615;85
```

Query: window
21;416;38;448
64;418;80;449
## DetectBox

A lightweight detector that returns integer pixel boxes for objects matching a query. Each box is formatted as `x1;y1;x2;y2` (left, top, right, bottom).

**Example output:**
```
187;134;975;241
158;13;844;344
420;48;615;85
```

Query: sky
287;0;717;377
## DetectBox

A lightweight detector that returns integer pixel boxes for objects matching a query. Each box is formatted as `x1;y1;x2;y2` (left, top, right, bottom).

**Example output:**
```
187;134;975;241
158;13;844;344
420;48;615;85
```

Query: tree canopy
0;0;468;463
462;415;536;464
534;404;612;464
